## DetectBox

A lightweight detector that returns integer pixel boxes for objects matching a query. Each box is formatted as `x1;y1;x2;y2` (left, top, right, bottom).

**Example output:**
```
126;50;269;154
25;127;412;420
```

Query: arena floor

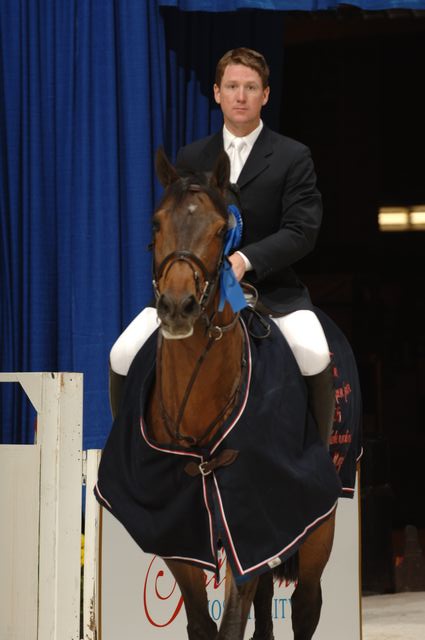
362;592;425;640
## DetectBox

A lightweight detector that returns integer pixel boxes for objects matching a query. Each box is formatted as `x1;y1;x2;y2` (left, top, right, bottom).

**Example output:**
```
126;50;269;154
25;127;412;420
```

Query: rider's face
214;64;270;137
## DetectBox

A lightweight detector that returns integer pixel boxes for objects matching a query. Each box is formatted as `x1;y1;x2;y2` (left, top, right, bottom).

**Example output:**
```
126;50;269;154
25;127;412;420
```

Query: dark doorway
280;8;425;593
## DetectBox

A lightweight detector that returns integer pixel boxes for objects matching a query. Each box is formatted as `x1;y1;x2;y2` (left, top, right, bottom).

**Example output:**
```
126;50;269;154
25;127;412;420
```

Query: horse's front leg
217;561;259;640
164;559;217;640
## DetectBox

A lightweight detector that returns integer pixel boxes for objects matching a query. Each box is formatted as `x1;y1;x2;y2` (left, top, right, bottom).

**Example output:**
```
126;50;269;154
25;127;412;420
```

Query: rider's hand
228;253;246;282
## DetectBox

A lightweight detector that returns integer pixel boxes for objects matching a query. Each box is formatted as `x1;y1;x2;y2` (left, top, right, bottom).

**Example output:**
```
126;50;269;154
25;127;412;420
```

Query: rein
157;315;242;447
152;182;243;446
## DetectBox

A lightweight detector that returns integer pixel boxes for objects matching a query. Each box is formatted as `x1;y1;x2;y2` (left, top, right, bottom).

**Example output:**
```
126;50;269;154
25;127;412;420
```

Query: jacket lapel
237;126;274;189
201;131;224;169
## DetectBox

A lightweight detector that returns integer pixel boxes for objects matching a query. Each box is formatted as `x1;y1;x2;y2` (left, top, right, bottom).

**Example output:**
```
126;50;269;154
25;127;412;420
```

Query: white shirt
223;120;264;173
223;120;264;273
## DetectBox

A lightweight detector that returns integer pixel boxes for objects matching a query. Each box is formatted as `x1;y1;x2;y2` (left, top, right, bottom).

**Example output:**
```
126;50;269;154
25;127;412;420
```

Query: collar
223;120;264;153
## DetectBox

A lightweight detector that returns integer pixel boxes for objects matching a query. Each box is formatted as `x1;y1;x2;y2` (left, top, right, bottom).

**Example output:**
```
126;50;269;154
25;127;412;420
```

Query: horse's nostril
157;294;174;317
181;295;199;317
158;293;199;321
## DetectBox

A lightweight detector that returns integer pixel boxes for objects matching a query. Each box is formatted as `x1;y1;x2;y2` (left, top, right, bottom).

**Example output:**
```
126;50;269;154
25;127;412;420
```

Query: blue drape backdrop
1;0;424;448
0;1;286;448
1;0;166;447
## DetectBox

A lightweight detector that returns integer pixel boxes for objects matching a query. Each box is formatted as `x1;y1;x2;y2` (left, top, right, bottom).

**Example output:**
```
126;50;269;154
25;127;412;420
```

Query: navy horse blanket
95;309;362;583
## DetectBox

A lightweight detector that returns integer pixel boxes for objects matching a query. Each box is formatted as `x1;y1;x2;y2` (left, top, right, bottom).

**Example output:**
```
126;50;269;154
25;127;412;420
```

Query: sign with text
100;478;360;639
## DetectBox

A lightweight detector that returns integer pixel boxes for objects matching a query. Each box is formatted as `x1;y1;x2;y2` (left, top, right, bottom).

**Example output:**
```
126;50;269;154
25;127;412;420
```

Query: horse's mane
157;169;229;221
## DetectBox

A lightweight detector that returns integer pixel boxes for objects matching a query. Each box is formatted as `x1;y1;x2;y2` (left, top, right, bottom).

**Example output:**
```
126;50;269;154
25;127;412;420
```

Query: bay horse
97;146;360;639
144;147;337;640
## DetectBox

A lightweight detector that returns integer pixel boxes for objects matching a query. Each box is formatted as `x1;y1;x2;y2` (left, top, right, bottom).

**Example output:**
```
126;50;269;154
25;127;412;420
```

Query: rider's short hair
215;47;270;89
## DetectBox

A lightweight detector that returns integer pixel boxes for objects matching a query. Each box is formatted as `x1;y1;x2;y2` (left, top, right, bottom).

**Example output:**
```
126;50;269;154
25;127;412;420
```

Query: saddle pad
316;308;362;497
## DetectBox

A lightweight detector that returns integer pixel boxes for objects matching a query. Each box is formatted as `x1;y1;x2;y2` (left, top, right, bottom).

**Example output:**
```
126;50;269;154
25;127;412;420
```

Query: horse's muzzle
157;292;201;339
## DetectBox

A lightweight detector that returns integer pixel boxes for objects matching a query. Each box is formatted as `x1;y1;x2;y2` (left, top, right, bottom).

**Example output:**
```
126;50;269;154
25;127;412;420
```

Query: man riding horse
97;47;362;640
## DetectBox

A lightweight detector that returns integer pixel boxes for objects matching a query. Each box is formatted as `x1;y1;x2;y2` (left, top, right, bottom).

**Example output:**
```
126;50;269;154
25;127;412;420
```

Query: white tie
229;138;246;183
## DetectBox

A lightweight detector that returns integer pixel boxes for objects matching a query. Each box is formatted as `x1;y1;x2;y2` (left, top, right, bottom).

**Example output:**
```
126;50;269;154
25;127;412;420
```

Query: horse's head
152;147;231;340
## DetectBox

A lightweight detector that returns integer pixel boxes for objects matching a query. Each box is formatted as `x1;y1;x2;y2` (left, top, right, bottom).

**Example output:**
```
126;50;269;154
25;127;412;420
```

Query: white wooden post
0;372;83;640
37;372;83;640
0;445;40;640
83;448;102;640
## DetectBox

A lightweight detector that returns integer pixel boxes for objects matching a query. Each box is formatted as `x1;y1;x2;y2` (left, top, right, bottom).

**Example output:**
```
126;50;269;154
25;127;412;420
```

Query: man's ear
155;146;179;188
213;83;221;105
209;150;230;193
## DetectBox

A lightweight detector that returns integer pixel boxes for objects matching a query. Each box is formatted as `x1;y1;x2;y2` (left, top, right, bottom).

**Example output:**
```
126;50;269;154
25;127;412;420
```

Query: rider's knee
291;344;330;377
272;310;330;376
110;306;158;376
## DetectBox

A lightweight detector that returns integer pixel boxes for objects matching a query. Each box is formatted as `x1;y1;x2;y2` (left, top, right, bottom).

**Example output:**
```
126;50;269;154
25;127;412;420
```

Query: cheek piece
218;205;247;313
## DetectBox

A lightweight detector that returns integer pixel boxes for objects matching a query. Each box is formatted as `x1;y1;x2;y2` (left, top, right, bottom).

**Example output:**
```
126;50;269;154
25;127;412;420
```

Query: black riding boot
108;365;126;420
304;361;335;448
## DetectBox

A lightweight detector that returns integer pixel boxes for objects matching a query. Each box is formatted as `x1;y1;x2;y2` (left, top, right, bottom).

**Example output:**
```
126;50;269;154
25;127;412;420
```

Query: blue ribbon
223;204;243;255
218;205;248;313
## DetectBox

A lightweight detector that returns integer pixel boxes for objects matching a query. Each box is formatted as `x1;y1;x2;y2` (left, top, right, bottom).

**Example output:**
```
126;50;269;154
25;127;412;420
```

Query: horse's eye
217;226;226;238
152;219;160;233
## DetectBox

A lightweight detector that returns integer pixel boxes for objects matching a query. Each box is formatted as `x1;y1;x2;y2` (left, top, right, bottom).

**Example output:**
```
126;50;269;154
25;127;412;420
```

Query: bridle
151;183;237;338
151;183;243;446
152;248;223;319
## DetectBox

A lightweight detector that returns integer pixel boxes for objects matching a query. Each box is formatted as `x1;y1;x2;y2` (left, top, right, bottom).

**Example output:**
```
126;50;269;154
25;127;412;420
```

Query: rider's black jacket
176;126;322;315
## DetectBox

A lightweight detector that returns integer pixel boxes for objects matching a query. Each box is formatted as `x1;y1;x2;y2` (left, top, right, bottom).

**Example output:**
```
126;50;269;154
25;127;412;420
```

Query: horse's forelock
159;174;228;221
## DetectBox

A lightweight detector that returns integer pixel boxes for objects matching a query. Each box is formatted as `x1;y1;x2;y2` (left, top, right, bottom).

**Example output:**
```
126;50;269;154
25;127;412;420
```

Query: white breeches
109;307;330;377
110;307;159;376
271;310;330;376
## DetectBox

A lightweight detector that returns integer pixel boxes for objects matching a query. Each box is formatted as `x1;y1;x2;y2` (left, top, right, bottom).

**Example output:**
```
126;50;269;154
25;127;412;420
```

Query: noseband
153;249;223;314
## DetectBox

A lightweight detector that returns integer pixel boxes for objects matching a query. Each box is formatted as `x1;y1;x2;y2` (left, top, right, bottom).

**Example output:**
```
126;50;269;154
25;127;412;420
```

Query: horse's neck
148;311;244;446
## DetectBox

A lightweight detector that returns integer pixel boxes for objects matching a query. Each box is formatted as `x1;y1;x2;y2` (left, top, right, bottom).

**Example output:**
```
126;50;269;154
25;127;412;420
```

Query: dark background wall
279;9;425;591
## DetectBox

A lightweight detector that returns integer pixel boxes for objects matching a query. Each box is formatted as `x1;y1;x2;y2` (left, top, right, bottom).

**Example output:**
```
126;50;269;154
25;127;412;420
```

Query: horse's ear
155;146;180;188
209;150;230;193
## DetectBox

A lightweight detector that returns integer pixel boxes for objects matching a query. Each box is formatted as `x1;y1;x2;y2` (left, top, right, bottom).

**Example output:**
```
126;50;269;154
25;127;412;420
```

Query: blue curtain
0;0;285;449
159;1;425;9
1;0;166;448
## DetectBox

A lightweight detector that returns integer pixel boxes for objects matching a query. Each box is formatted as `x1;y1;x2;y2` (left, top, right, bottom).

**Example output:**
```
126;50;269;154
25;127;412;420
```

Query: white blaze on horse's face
153;191;227;339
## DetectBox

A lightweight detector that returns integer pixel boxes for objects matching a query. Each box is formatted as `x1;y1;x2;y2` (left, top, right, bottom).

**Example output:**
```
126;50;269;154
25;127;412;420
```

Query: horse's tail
273;551;299;584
